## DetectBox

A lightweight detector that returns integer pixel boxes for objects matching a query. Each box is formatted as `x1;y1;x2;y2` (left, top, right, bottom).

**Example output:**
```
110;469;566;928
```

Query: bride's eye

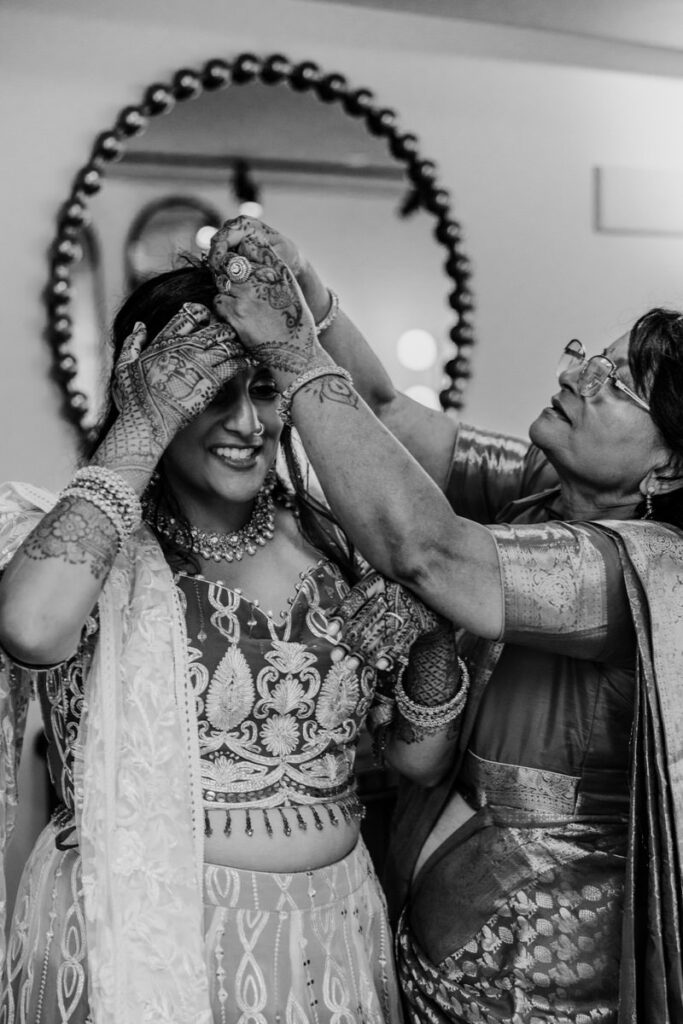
250;377;278;401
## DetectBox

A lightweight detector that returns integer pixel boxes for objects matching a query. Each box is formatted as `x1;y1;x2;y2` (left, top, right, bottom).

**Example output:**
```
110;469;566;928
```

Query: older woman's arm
212;217;458;488
214;237;503;638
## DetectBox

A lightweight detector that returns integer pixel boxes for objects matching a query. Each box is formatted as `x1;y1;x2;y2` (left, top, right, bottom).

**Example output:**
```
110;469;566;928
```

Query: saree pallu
4;825;402;1024
396;808;626;1024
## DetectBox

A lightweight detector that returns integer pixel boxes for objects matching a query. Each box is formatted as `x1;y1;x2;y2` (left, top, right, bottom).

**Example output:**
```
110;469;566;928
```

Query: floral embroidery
205;646;253;731
261;714;300;757
179;565;377;808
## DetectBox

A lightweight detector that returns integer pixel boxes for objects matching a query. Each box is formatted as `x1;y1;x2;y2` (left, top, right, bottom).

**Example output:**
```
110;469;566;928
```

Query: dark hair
89;264;360;582
629;307;683;529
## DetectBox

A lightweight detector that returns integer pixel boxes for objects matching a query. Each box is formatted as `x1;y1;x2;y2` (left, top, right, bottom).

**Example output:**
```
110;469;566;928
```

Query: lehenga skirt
3;821;403;1024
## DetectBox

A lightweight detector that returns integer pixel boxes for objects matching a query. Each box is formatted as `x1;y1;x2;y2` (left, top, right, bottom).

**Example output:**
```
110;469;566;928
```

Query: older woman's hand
210;215;332;322
209;221;329;383
110;302;249;457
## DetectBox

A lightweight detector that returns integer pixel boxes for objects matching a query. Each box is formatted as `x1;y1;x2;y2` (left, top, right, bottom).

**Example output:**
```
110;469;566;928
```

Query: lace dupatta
0;482;211;1023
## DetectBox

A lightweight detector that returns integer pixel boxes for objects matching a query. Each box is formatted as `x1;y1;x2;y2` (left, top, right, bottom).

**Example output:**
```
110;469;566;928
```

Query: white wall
4;0;683;907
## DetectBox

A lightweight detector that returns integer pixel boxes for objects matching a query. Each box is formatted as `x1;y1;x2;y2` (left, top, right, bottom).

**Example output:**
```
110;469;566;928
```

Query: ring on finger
226;254;253;283
183;305;203;327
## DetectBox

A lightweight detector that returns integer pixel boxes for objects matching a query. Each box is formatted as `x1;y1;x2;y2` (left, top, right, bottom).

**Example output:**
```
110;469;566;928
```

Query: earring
263;466;278;495
644;487;655;520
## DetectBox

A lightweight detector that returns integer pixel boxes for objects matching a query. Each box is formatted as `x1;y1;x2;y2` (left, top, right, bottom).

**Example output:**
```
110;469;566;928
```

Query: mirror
45;53;475;448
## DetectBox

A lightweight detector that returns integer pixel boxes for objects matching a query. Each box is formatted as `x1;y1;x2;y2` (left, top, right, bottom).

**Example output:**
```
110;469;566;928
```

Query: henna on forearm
299;376;361;412
22;495;120;580
394;629;462;744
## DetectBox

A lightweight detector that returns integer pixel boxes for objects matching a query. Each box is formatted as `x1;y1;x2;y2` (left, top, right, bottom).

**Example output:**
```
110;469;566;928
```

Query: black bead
172;68;202;100
260;54;291;84
116;105;148;137
202;59;231;90
444;356;471;379
316;72;348;102
435;220;462;245
92;131;124;164
343;87;374;116
232;53;261;84
76;167;102;195
389;132;419;160
144;83;175;115
423;188;451;215
289;60;321;91
367;107;398;135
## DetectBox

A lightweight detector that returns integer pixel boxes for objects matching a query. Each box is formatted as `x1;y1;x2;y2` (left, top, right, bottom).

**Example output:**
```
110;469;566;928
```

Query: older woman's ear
643;452;683;497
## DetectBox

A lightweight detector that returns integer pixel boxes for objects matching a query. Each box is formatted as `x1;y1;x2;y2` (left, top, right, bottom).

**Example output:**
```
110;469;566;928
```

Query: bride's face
162;366;282;517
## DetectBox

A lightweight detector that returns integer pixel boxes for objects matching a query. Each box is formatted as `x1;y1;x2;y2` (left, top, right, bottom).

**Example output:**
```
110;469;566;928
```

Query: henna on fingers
93;303;250;482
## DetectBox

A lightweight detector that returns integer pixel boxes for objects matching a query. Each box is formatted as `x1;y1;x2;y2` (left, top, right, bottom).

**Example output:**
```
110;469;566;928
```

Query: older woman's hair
629;307;683;528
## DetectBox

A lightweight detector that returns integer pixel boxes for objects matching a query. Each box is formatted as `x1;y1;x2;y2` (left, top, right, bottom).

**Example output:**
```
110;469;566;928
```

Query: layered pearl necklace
150;489;276;563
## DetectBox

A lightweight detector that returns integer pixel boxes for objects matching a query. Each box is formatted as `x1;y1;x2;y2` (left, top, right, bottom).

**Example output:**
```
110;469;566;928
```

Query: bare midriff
204;805;361;871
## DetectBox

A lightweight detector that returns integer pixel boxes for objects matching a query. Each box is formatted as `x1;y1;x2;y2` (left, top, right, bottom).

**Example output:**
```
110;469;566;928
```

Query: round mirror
45;53;475;448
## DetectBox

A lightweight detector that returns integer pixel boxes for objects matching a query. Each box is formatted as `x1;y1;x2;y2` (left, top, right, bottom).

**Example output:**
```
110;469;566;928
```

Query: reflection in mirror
125;194;223;289
68;226;108;432
46;54;475;448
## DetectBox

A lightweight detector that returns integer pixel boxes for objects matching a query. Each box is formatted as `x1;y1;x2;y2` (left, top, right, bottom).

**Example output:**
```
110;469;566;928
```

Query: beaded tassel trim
203;794;365;838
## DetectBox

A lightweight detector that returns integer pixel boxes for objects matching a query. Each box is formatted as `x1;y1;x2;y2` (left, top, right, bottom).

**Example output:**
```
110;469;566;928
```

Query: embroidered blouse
176;561;374;811
12;556;376;830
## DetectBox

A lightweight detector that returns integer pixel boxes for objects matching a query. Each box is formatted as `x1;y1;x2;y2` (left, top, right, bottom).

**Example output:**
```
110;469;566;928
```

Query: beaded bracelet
314;289;340;335
394;656;470;735
61;465;143;546
276;365;353;427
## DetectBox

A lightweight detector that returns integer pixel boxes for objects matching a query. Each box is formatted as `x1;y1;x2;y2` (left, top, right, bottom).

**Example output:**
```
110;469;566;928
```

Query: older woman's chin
528;407;554;447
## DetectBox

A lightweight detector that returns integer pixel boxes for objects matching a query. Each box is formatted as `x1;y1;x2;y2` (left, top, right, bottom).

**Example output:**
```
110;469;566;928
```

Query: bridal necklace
151;488;276;562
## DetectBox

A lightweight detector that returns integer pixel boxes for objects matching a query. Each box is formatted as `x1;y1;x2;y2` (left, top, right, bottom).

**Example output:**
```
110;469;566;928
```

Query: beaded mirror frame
46;52;475;449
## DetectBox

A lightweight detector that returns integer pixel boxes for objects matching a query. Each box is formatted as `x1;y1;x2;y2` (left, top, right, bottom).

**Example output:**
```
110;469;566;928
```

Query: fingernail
183;302;208;319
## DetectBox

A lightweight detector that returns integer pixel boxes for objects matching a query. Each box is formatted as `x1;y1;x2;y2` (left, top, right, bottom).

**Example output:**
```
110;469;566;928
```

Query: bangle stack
314;290;340;335
276;365;353;427
395;656;470;735
60;466;143;548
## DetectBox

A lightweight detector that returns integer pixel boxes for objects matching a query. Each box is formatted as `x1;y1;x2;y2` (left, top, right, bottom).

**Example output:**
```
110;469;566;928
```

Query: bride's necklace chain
150;489;276;562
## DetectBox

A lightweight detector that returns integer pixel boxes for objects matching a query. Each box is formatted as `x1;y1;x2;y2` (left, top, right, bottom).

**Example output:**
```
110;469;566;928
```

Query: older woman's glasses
557;339;650;413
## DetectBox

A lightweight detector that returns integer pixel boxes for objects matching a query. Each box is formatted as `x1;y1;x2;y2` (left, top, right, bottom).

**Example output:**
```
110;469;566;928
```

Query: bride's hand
111;302;249;455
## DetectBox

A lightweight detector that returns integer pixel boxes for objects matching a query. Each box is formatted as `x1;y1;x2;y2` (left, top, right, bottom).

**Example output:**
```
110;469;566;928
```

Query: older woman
212;217;683;1024
0;263;466;1023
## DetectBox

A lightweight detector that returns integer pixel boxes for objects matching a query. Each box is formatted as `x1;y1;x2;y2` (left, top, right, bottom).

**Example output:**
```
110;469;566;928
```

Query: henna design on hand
23;495;120;580
210;223;322;377
93;304;250;479
332;571;441;669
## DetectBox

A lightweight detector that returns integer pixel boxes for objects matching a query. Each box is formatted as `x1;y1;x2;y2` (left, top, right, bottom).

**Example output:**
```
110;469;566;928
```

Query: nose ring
254;422;265;437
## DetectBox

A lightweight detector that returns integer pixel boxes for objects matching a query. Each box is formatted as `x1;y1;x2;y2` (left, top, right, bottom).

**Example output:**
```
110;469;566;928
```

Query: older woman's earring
644;487;655;519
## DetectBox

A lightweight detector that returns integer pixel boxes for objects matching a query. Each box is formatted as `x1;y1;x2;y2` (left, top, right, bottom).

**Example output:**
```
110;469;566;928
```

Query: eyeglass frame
557;339;651;413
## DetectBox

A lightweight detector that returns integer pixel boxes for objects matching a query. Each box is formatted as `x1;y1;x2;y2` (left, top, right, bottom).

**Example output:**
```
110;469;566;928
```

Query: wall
3;0;683;907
